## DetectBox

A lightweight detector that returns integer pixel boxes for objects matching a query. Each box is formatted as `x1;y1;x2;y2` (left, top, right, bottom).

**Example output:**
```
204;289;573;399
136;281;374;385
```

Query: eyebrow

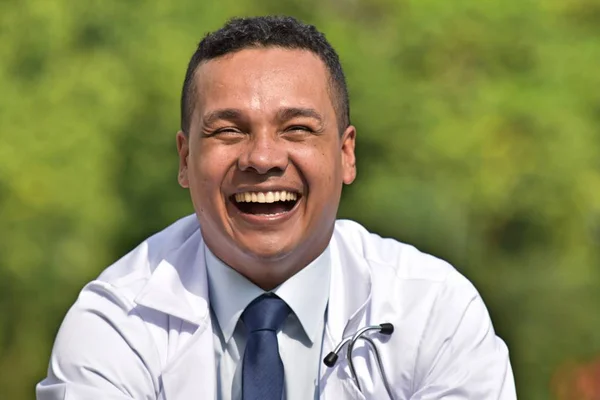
276;107;324;124
201;107;325;127
202;108;244;126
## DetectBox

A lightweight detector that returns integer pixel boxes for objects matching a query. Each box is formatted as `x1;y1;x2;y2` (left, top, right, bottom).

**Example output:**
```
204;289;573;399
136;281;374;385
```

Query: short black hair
180;16;350;134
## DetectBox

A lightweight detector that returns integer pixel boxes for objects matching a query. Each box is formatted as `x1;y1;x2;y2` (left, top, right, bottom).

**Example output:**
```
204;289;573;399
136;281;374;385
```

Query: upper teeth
235;191;298;203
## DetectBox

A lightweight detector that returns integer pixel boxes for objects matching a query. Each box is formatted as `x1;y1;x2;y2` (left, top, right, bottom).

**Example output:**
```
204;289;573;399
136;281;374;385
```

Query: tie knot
241;294;291;333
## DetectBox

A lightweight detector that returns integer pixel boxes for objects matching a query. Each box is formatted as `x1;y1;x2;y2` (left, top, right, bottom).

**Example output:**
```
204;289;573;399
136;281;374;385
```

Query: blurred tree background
1;0;599;398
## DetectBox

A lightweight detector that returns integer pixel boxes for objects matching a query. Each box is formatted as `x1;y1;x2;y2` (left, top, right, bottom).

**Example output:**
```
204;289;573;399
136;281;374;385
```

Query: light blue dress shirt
205;245;331;400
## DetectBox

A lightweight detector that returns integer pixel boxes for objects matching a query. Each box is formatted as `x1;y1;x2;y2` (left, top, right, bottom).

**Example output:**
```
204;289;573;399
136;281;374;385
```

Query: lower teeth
235;200;297;215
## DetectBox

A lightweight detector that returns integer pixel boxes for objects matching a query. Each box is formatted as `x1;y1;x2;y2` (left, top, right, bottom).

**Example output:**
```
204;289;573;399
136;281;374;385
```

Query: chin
241;241;294;262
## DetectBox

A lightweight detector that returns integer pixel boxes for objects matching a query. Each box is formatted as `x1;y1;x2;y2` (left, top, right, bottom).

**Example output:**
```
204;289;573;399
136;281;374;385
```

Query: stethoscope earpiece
379;322;394;335
323;352;338;368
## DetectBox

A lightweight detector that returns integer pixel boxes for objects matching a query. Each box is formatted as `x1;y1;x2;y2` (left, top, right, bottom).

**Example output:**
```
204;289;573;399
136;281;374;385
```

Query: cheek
292;143;342;189
190;147;233;196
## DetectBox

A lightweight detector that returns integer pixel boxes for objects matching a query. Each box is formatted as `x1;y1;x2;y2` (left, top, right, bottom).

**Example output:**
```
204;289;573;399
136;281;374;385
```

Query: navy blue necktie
241;294;291;400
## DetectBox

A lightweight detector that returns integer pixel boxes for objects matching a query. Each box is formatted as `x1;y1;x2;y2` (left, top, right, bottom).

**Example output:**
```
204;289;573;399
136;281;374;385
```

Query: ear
176;131;190;188
340;125;357;185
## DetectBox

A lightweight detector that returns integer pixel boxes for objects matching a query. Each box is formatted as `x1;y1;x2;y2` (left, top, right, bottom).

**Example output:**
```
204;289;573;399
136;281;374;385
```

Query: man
37;16;516;399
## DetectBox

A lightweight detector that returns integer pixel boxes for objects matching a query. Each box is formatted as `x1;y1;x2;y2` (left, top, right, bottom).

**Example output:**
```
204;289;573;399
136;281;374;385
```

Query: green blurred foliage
1;0;599;398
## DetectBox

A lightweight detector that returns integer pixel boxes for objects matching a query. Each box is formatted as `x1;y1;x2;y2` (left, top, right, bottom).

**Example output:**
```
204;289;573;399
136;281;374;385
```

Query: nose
237;132;288;175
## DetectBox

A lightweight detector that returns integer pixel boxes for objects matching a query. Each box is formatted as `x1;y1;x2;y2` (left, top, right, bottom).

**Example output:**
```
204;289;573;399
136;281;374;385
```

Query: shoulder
333;219;481;332
59;212;201;329
334;219;468;285
39;215;202;392
95;214;201;298
333;220;506;392
53;214;201;340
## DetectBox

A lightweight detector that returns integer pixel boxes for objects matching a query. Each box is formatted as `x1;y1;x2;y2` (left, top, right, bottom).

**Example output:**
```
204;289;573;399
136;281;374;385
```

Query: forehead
192;47;333;114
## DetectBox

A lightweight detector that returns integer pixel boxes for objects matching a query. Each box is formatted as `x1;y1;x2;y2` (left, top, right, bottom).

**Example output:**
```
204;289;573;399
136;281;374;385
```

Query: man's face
177;47;356;287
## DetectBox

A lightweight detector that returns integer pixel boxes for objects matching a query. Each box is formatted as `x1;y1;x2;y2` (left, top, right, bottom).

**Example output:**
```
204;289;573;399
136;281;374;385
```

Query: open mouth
231;190;301;216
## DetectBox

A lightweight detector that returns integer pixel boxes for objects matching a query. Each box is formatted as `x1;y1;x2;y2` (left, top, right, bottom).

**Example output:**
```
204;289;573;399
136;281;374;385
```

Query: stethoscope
323;323;395;398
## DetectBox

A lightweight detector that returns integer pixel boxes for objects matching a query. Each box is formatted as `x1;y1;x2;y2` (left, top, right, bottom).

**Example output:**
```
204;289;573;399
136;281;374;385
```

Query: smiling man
37;16;517;400
176;42;355;292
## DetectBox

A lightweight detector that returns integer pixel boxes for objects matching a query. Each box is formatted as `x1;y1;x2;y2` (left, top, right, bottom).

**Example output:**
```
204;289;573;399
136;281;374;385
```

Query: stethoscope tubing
324;324;395;399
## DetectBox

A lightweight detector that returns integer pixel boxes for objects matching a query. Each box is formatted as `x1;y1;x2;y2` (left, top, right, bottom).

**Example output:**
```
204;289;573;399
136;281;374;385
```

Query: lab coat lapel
134;229;209;325
160;314;216;399
134;231;217;400
320;229;372;400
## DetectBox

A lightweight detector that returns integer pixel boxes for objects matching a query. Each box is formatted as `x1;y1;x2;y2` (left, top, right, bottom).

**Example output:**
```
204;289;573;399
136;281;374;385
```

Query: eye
282;125;318;141
213;127;244;136
286;125;314;133
203;127;246;142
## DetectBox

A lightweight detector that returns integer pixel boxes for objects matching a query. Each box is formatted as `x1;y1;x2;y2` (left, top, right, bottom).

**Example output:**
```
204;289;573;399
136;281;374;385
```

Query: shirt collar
205;245;331;344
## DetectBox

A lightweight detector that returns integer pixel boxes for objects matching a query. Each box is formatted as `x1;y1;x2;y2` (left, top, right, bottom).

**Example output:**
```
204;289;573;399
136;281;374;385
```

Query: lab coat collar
206;243;332;344
319;226;373;400
131;219;374;344
326;227;373;347
134;228;210;326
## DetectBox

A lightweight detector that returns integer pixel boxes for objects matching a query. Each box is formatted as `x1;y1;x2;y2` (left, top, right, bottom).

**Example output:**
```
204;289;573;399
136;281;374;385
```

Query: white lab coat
37;215;516;399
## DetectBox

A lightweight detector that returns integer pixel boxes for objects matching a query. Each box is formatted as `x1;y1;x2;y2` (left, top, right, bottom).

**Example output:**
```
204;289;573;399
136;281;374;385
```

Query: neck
237;242;329;290
206;240;331;291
